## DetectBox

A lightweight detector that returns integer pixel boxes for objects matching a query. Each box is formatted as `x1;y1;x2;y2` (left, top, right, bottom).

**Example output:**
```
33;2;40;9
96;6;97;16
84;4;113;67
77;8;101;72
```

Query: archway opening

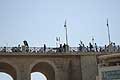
0;72;13;80
31;62;55;80
0;62;17;80
31;72;47;80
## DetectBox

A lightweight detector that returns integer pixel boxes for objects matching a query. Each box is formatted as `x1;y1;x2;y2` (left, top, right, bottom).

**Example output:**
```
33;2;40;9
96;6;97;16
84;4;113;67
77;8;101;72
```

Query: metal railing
0;46;120;54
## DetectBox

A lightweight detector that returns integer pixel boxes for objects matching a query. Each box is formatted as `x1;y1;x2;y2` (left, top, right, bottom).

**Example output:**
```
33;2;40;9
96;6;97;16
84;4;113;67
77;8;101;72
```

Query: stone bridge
0;52;98;80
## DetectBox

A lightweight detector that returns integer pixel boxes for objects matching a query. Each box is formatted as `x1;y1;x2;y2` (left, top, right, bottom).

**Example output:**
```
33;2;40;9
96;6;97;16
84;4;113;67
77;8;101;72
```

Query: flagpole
107;19;111;45
64;20;68;45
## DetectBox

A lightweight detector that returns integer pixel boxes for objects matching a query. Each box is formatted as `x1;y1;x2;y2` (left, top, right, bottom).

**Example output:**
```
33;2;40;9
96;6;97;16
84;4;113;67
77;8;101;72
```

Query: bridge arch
0;62;17;80
30;60;56;80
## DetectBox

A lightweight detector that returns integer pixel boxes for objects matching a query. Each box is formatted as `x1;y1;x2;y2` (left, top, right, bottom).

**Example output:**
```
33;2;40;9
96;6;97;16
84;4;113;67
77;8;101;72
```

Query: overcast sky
0;0;120;47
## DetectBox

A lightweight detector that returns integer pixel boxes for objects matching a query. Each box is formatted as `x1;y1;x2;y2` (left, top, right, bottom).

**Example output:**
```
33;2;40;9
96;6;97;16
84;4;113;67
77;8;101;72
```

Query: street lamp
107;19;111;45
64;20;68;45
64;20;69;52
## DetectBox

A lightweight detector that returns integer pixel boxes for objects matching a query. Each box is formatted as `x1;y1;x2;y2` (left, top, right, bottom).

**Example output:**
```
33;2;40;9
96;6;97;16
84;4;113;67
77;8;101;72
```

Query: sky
0;0;120;48
0;72;13;80
0;72;47;80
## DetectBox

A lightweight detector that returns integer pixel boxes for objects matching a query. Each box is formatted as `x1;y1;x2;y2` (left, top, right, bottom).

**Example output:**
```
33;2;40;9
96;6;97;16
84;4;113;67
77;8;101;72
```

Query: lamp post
107;19;111;45
64;20;69;52
64;20;68;45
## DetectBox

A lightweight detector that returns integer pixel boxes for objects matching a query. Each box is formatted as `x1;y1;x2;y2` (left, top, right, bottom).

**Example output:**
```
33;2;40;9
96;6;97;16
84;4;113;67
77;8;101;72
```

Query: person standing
95;43;98;52
44;44;46;53
89;42;93;52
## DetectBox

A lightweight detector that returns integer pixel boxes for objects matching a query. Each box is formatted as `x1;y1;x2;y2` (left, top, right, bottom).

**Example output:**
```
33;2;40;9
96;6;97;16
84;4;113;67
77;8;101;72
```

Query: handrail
0;46;120;53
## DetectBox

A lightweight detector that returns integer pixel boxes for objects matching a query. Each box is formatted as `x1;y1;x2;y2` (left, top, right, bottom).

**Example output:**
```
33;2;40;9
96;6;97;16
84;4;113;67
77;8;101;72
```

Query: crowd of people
0;40;120;53
76;41;120;53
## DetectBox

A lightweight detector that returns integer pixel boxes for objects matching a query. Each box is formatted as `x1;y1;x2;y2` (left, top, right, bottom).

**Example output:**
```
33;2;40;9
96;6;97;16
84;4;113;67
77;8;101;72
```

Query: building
98;53;120;80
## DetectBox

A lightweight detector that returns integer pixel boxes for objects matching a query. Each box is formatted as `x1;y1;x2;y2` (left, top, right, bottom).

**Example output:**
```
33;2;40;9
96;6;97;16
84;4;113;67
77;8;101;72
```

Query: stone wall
81;54;98;80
